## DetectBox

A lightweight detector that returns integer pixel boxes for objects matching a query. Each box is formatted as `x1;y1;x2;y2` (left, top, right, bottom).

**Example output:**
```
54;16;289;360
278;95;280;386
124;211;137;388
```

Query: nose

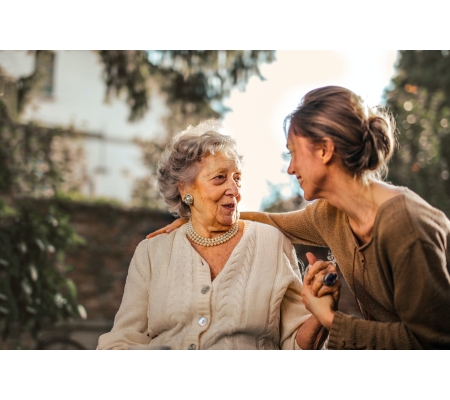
225;178;240;197
287;159;295;176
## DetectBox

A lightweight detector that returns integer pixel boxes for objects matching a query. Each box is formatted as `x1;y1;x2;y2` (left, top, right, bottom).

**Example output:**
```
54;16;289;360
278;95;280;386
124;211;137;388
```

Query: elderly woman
97;120;339;350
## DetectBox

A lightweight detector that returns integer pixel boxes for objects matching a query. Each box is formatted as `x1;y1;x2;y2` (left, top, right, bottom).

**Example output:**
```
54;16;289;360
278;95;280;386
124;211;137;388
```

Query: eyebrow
208;167;242;177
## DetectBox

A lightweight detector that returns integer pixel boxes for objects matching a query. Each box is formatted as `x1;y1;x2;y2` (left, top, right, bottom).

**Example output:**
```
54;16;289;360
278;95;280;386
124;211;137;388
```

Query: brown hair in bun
285;86;397;182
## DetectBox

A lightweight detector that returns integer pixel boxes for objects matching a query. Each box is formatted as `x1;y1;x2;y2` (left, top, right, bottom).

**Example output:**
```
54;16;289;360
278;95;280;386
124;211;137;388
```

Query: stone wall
55;200;176;321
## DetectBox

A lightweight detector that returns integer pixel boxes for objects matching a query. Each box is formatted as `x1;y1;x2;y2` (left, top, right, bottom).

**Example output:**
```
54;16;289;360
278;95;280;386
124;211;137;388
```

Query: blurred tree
0;96;86;348
261;181;307;213
98;50;275;122
385;50;450;216
96;50;275;208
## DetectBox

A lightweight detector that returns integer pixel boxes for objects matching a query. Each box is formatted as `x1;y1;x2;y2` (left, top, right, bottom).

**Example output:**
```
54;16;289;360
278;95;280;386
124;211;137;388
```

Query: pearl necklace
186;219;239;247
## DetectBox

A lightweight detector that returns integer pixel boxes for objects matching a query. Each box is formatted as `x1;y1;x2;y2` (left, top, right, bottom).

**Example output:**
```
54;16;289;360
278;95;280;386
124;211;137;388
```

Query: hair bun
364;113;395;170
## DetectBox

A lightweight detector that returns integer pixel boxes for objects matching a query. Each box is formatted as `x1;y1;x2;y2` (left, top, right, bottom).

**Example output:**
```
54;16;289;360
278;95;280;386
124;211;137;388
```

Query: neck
327;177;377;222
320;173;401;243
190;217;237;239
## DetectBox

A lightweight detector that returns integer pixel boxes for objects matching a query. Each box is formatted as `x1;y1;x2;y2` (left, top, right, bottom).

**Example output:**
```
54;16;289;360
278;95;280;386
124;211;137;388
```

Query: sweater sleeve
97;240;151;350
241;201;328;247
328;236;450;350
278;236;312;350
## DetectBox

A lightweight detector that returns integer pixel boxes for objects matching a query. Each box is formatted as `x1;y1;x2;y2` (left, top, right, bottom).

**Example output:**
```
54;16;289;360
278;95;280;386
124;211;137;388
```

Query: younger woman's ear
320;137;335;164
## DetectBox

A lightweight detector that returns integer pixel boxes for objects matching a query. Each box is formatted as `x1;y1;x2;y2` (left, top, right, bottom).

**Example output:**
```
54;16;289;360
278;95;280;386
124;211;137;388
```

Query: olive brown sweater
247;188;450;349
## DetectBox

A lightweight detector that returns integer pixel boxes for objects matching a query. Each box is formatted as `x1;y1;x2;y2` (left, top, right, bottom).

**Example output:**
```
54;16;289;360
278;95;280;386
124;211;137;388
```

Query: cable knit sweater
246;188;450;349
97;221;311;350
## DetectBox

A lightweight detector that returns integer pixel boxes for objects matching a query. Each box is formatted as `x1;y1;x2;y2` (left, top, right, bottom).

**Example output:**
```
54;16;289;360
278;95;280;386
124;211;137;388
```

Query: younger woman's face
286;130;328;201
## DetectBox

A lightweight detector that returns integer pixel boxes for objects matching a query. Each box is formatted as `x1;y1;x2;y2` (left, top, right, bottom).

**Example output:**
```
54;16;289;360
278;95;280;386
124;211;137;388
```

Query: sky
222;50;399;211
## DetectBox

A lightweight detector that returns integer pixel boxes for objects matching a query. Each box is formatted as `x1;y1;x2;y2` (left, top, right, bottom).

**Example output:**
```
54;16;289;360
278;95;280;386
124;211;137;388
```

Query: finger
324;263;338;275
308;260;333;276
146;226;169;239
322;271;339;286
310;273;325;296
304;261;332;284
309;268;331;295
174;218;189;228
305;252;317;266
317;281;340;298
310;266;340;295
303;268;315;286
303;254;320;285
146;218;188;239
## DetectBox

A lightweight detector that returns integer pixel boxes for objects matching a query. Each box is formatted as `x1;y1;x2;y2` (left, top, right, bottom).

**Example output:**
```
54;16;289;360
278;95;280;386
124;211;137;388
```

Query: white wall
0;50;170;203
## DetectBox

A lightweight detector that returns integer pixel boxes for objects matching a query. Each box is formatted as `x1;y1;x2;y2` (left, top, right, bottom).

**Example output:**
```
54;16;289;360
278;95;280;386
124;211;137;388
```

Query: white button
198;316;208;326
201;285;210;294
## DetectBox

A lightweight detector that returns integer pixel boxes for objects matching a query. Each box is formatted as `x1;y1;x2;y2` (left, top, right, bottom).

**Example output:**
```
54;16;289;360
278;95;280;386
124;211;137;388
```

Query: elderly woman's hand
146;218;189;239
304;252;341;305
300;252;341;330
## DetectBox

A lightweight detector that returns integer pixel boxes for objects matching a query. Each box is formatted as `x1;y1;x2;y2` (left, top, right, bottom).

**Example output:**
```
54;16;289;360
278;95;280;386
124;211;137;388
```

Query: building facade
0;50;169;203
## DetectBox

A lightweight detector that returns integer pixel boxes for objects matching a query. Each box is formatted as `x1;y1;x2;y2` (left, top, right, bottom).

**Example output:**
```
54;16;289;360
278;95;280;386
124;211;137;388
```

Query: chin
219;214;237;226
303;192;319;201
301;189;313;201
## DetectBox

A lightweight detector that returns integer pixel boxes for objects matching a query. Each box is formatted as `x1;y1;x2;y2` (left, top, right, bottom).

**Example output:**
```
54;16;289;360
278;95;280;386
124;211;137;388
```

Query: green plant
0;201;86;348
0;94;87;349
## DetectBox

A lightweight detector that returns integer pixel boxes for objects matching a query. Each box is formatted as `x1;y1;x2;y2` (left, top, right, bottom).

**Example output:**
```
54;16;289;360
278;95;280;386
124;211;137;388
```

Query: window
36;51;55;98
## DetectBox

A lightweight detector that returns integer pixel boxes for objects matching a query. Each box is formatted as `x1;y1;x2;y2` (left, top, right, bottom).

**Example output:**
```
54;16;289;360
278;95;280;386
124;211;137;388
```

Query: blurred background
1;50;449;350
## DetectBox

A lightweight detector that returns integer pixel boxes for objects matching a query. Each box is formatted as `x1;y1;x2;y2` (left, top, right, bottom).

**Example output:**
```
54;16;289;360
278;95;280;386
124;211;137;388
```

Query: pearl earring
183;194;194;205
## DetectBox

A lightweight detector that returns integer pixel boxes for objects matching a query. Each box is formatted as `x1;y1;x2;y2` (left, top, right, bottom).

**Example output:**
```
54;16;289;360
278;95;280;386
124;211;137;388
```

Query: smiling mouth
222;203;236;211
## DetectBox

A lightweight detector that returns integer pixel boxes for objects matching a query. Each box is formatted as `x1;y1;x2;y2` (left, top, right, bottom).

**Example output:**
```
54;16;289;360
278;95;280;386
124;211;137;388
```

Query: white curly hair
157;119;243;217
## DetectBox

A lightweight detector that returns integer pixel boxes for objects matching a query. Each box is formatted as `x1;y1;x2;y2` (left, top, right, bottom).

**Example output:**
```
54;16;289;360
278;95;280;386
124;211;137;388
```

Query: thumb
305;252;318;266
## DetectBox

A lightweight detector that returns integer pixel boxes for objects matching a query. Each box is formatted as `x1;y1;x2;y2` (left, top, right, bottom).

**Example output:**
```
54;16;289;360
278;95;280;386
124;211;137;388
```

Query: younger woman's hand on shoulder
146;218;189;239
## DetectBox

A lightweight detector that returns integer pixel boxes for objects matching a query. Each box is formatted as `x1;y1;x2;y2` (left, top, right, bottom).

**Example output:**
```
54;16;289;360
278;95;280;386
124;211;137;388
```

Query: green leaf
65;278;77;299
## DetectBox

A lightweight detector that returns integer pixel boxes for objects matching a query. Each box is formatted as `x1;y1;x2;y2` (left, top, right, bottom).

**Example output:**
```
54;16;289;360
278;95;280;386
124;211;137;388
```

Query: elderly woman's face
183;152;241;229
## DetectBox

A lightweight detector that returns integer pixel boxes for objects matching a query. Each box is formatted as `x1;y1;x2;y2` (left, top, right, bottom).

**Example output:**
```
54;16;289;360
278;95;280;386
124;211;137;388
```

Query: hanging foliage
385;50;450;216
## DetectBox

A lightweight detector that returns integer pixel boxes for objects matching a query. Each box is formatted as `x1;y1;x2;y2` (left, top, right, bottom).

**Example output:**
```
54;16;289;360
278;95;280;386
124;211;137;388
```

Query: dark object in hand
322;273;338;286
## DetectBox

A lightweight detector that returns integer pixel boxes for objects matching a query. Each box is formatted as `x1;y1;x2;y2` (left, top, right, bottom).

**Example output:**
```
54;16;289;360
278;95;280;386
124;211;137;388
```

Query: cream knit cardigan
97;221;311;350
